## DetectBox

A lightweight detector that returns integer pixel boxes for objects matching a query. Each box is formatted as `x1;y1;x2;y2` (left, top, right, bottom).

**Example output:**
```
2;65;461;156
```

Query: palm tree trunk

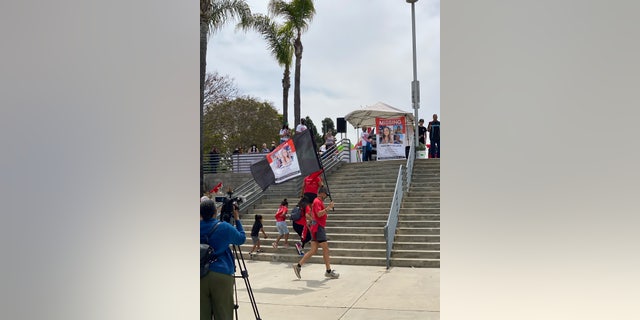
293;35;302;125
282;66;290;124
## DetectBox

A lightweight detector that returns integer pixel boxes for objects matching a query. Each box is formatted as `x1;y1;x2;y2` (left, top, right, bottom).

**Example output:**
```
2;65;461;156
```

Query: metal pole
407;0;420;156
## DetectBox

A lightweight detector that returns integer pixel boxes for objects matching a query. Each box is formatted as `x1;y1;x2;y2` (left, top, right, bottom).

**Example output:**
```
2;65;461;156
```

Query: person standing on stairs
427;114;440;158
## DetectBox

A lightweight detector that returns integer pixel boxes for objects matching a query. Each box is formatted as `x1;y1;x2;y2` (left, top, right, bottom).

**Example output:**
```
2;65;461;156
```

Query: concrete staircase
236;158;440;268
238;160;405;267
391;158;440;268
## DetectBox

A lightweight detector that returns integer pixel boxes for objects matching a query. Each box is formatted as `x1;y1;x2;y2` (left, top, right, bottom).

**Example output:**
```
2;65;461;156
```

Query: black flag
250;129;321;190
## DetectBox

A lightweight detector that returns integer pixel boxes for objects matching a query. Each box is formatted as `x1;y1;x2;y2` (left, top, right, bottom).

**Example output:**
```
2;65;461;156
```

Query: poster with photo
376;117;407;160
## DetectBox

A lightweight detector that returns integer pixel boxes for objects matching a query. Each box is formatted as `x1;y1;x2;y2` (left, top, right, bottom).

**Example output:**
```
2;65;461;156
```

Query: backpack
289;206;302;221
200;221;222;278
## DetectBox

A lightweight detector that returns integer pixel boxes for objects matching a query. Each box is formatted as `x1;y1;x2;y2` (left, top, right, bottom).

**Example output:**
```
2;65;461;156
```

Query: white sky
207;0;440;145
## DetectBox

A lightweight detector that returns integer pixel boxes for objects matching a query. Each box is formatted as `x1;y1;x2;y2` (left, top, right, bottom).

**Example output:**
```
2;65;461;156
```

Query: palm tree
238;14;294;126
200;0;251;194
268;0;316;127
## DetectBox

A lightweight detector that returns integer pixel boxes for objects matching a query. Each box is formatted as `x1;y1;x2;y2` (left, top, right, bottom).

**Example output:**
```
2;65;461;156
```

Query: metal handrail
406;144;416;189
384;164;406;269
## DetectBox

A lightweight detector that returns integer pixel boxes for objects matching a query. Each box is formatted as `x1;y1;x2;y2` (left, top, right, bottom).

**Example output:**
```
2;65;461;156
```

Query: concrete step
401;203;441;210
392;234;440;242
398;221;440;228
398;209;440;215
395;227;440;235
253;219;389;228
240;251;389;267
253;200;394;209
404;196;440;202
391;250;440;259
393;242;440;250
324;184;403;191
240;245;388;258
399;214;440;221
409;186;440;191
247;226;387;235
389;258;440;268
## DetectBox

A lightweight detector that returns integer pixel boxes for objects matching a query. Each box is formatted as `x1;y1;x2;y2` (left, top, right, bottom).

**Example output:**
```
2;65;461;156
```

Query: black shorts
311;226;327;243
303;192;317;203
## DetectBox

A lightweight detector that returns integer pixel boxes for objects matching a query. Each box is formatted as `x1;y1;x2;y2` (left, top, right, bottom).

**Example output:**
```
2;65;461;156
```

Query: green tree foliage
203;97;282;154
321;117;335;136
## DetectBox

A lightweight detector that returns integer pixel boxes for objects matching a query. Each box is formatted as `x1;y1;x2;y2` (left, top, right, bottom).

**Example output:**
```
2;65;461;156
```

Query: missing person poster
376;117;406;161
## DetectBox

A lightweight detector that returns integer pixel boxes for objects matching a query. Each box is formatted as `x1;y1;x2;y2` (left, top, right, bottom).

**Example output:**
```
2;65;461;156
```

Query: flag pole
307;128;334;210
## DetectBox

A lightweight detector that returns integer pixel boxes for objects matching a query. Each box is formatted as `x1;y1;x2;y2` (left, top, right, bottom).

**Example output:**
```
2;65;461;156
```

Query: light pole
406;0;420;158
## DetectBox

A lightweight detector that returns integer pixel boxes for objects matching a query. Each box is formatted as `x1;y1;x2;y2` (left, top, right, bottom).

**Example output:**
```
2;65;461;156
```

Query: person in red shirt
292;187;339;279
272;199;290;248
301;169;324;203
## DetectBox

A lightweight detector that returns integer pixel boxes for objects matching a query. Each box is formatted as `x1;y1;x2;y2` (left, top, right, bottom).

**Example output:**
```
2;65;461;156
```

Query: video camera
214;190;244;223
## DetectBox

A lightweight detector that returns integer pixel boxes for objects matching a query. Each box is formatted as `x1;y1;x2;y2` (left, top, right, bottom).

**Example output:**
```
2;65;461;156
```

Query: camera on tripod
214;190;244;223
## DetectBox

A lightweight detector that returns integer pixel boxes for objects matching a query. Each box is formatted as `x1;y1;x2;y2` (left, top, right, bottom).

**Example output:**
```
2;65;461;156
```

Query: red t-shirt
275;205;287;222
312;197;328;228
294;205;309;226
303;169;324;194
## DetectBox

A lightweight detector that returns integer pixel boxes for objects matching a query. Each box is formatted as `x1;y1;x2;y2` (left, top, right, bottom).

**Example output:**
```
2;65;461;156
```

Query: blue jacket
200;218;246;275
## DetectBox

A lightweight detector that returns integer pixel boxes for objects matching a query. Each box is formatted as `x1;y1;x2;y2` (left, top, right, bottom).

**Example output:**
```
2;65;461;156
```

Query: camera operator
200;199;246;320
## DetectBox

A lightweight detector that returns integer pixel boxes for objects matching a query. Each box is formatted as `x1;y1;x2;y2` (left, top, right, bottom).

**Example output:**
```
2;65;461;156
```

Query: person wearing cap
200;199;246;320
292;186;339;279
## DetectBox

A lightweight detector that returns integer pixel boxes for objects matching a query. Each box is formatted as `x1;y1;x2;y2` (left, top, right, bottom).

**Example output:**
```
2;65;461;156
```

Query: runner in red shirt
300;169;324;203
292;186;339;279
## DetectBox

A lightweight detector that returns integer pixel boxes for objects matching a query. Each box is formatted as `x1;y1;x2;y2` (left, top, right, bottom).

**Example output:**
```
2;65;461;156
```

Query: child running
273;199;291;248
248;214;268;257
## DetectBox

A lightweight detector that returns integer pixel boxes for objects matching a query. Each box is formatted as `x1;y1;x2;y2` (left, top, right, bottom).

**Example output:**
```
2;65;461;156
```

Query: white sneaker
325;270;340;279
292;264;301;279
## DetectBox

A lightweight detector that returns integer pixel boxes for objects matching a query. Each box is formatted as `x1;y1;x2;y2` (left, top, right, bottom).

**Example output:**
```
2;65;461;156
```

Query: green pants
201;271;235;320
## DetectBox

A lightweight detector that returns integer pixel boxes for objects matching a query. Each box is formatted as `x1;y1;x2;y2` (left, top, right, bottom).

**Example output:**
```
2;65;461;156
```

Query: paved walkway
232;260;440;320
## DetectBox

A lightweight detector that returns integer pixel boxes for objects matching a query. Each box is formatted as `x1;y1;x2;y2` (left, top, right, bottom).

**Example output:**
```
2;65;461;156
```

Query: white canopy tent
344;101;416;129
344;102;416;161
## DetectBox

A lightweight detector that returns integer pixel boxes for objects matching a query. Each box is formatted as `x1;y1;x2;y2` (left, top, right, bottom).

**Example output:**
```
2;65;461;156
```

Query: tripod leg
232;245;262;320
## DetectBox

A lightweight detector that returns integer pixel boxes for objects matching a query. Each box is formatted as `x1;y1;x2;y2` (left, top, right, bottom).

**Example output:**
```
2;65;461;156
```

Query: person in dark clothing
291;197;312;255
418;119;427;146
248;214;268;257
427;114;440;158
200;199;246;320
